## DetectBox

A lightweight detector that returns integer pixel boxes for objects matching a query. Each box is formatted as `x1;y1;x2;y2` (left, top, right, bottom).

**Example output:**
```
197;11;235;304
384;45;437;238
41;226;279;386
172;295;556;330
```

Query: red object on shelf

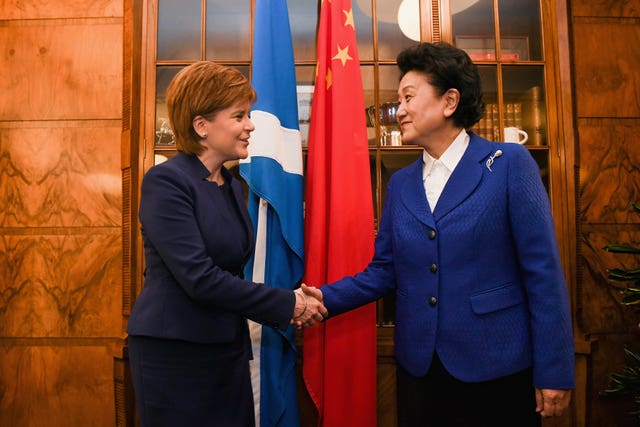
468;51;521;61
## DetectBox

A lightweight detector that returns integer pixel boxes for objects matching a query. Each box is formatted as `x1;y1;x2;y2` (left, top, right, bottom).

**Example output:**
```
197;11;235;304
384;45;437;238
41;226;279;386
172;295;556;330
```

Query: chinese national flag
302;0;377;426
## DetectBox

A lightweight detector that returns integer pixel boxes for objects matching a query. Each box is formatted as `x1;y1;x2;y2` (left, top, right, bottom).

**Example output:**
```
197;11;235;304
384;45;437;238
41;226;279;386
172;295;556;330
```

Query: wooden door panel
0;233;122;337
0;125;122;227
573;22;640;118
0;22;122;120
0;0;122;20
0;346;117;427
571;0;640;18
578;121;640;223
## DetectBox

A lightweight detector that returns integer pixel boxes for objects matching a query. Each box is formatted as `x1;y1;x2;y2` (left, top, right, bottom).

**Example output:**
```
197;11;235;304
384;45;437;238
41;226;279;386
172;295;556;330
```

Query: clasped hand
291;284;327;329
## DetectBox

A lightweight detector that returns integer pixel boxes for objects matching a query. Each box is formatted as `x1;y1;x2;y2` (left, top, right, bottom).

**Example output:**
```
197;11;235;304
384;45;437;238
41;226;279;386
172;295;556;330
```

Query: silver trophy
366;102;402;146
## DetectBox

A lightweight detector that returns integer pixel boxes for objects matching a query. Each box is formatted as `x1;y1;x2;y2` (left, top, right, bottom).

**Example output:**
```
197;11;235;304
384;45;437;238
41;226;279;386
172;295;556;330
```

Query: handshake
291;284;327;329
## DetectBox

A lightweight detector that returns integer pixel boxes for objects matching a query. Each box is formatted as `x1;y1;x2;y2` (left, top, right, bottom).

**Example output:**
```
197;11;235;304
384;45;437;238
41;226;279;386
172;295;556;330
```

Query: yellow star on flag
332;44;352;67
325;68;333;89
343;8;355;29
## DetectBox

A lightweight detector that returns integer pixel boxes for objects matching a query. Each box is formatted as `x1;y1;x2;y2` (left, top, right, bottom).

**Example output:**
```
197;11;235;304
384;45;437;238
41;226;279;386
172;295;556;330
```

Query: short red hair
165;61;256;155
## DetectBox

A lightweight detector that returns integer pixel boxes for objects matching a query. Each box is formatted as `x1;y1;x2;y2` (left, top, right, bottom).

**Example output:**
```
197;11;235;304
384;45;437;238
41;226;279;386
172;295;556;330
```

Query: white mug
504;127;528;144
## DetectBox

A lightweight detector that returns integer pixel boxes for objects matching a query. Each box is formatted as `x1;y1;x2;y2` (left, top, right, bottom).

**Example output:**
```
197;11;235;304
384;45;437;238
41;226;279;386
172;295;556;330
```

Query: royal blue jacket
322;134;575;390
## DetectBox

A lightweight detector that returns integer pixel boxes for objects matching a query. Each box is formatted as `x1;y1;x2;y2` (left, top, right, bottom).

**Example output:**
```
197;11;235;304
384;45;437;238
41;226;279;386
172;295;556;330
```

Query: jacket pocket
470;283;525;315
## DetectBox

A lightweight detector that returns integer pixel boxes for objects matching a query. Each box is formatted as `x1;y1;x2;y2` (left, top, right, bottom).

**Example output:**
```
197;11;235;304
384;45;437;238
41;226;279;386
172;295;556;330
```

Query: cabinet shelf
154;145;176;152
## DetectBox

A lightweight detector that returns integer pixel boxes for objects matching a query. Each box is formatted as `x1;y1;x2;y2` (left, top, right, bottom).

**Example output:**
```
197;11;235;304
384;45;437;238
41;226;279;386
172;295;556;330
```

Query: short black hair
397;42;485;129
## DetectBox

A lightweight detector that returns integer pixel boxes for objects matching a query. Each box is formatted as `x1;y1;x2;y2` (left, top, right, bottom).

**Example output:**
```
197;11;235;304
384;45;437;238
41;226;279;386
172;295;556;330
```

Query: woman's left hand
535;388;571;417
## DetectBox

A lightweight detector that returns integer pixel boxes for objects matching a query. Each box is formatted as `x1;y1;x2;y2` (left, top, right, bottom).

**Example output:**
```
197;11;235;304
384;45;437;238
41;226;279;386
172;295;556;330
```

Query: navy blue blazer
322;133;575;390
127;152;294;344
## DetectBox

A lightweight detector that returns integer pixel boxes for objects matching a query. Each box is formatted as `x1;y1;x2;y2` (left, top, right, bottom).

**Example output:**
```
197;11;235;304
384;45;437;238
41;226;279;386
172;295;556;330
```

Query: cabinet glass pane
451;0;496;61
205;0;250;60
478;65;498;99
155;66;182;146
498;0;542;61
378;65;401;104
360;65;376;146
353;0;374;61
295;65;316;147
468;65;498;140
360;65;376;112
369;152;379;228
502;65;546;145
287;0;318;62
379;291;396;326
157;0;201;60
236;65;250;80
154;151;175;165
376;65;402;146
380;150;421;206
375;0;419;61
530;150;549;193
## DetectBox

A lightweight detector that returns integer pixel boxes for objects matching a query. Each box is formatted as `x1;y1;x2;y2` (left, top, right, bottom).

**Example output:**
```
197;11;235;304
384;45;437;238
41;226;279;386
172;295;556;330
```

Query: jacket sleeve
322;177;398;316
507;145;575;389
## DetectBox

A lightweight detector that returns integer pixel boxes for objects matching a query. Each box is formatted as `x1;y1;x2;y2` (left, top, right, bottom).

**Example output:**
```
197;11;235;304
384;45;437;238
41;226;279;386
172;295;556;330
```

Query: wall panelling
0;1;125;426
572;0;640;424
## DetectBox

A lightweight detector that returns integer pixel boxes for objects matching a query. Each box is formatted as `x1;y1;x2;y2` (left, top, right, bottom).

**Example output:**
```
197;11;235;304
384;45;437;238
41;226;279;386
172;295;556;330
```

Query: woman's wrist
293;289;307;319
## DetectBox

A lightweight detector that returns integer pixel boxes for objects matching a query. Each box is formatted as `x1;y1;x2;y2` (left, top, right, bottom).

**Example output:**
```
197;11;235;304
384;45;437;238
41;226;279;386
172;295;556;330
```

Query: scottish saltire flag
238;1;304;426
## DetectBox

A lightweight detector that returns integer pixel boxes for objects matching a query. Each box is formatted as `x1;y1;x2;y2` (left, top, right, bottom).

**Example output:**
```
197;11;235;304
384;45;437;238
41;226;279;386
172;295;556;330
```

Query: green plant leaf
604;244;640;254
622;295;640;305
625;346;640;364
607;269;640;281
601;202;640;418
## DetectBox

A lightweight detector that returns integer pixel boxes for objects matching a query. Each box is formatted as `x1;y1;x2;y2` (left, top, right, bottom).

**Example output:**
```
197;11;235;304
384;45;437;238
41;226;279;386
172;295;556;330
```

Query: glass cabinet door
451;0;550;191
452;0;547;146
498;0;542;61
205;0;251;60
156;0;201;60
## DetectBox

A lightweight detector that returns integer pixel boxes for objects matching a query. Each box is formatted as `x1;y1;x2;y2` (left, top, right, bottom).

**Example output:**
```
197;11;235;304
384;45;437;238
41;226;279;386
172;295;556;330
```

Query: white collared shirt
422;129;470;211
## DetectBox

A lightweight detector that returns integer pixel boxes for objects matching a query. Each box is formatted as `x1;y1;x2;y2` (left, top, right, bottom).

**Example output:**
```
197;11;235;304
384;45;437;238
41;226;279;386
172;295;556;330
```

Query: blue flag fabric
239;1;303;426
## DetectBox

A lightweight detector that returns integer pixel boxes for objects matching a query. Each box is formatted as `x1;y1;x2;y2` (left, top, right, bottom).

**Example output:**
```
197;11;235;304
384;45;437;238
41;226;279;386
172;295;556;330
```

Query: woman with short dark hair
303;42;574;426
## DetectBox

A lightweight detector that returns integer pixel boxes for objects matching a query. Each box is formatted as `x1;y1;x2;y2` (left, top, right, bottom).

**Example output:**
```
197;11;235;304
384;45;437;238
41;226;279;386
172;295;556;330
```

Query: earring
201;133;208;139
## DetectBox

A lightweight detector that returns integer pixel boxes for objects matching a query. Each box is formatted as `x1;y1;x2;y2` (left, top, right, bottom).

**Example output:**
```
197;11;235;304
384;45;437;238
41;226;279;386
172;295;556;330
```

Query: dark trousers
397;353;541;427
128;335;254;427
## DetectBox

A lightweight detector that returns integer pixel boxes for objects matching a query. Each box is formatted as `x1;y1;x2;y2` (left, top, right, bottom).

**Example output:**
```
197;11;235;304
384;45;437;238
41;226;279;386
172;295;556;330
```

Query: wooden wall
0;1;125;426
571;0;640;425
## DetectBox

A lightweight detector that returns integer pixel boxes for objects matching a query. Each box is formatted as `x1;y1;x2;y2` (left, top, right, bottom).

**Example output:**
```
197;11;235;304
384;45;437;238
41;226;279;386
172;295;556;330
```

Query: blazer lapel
433;136;493;221
234;183;254;246
400;158;435;229
225;169;255;253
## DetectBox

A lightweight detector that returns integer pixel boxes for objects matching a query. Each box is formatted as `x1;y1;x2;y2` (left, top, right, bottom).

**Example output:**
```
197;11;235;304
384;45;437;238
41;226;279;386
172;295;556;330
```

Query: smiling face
396;70;460;152
194;99;255;165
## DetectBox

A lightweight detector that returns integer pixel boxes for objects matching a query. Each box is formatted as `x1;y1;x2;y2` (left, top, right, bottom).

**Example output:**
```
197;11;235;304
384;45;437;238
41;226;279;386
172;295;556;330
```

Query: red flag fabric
303;0;377;426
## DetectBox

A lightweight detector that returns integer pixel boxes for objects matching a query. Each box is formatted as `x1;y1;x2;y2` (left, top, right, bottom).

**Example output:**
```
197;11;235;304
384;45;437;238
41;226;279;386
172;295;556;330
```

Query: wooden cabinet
132;0;576;425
